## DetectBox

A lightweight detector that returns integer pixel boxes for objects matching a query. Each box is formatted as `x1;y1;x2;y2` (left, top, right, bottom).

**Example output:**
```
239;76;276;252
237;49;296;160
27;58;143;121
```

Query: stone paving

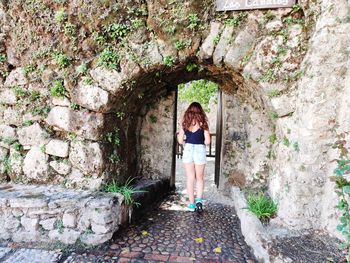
0;158;257;262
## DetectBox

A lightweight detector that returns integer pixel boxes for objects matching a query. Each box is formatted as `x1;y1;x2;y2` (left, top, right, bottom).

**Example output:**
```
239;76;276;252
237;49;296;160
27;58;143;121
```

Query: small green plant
53;52;70;68
0;54;6;63
149;114;157;124
263;10;276;23
105;128;121;146
14;86;27;98
293;142;300;152
224;17;240;27
131;18;144;30
186;62;198;72
267;89;280;98
98;47;120;70
268;134;277;144
30;90;41;101
76;62;88;75
31;106;50;116
104;23;130;40
55;8;67;23
3;156;12;174
23;64;36;75
246;192;277;222
213;34;221;45
50;80;66;97
70;103;80;110
108;152;120;164
188;13;200;29
63;22;76;37
291;4;302;14
163;56;175;67
269;111;279;120
174;40;185;50
22;120;34;127
55;219;64;234
283;137;290;147
261;69;277;82
104;177;146;207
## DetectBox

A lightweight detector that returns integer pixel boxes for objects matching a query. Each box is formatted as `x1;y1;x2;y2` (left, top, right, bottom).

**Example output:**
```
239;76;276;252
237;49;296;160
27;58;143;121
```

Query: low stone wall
0;184;127;246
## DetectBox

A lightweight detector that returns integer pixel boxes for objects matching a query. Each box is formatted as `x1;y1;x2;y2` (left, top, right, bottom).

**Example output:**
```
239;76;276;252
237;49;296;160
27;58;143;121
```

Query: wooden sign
216;0;296;11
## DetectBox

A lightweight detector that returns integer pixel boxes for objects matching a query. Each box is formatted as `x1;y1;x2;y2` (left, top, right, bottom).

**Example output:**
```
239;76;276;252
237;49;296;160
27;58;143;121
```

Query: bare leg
184;163;195;204
195;164;205;200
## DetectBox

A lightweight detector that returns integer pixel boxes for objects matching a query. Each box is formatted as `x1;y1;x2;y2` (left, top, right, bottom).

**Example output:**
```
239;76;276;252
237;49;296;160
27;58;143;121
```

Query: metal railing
176;133;216;159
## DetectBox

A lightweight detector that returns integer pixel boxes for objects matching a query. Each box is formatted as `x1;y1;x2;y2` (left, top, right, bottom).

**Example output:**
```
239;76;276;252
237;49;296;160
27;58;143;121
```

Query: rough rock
70;80;115;112
17;123;49;147
62;213;76;228
0;125;17;149
213;25;235;66
48;229;80;244
52;96;71;107
45;106;105;141
90;67;123;94
45;139;69;158
198;22;222;61
21;217;39;232
4;68;28;87
69;141;105;176
49;160;71;175
3;108;22;126
0;89;17;105
23;146;49;182
224;17;259;70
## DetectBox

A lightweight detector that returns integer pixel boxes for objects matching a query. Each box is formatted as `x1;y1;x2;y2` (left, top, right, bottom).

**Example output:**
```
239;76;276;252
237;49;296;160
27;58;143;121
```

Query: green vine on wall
331;132;350;261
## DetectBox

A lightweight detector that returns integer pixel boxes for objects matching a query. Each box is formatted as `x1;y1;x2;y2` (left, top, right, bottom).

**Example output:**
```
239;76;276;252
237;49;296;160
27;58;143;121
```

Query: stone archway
1;0;348;242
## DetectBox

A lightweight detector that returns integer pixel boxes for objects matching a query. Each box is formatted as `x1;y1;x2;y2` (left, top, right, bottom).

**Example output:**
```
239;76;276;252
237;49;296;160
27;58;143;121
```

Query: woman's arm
204;129;211;145
177;127;185;145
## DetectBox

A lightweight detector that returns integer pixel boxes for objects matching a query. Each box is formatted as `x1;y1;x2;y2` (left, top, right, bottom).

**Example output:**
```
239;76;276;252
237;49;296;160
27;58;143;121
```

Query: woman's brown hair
182;102;209;131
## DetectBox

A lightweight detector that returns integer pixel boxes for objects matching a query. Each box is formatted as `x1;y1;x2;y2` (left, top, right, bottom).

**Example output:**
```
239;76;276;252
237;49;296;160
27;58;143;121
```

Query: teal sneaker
187;203;196;212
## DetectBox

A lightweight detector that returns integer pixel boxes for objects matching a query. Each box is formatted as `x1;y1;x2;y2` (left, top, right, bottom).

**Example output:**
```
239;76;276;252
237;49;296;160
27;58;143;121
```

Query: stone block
39;218;56;231
9;197;48;208
213;25;235;66
21;217;39;232
11;208;23;217
0;146;8;160
3;108;22;126
23;146;49;182
48;229;80;244
0;125;17;148
12;230;42;243
80;232;113;246
4;68;28;87
91;222;114;234
69;141;105;176
49;160;71;175
62;212;76;228
90;67;123;94
17;123;49;147
199;22;222;61
270;95;296;117
90;210;114;225
45;139;69;158
70;80;115;112
45;106;105;141
52;96;71;106
224;18;259;70
0;89;17;105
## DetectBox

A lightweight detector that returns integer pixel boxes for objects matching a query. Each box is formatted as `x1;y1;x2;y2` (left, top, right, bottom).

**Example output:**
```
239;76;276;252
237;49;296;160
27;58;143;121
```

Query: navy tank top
185;129;205;144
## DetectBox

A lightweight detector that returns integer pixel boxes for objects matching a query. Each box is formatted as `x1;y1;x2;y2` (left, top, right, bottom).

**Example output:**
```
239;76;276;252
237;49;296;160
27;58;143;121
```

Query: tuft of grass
163;56;175;67
104;177;146;207
50;80;66;97
246;192;277;222
98;47;120;70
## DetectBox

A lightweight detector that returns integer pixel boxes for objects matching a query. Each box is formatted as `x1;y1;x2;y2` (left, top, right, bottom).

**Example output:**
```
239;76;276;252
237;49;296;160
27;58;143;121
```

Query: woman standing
177;102;211;212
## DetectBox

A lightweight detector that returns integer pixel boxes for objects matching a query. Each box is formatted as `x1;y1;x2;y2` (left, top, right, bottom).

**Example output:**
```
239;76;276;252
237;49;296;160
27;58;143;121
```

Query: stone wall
0;0;348;241
0;184;127;245
139;91;176;180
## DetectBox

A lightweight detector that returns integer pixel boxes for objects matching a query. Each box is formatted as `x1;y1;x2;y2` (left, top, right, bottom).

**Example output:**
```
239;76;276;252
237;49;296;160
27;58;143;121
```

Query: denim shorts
182;143;207;165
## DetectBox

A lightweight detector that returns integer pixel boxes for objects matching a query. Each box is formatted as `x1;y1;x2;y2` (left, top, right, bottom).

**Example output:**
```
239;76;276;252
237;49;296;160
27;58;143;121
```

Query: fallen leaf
121;248;130;254
141;230;149;236
213;247;222;253
194;237;204;243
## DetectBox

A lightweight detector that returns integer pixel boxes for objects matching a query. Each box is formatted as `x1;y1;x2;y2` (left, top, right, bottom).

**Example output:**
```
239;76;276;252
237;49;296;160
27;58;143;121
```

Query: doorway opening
173;79;222;200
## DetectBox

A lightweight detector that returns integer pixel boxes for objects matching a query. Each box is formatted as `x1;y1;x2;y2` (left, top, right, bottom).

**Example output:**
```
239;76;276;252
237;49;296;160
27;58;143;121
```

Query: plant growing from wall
163;56;174;67
104;177;146;207
246;192;278;222
53;52;70;68
98;47;120;70
187;13;200;29
331;134;350;261
50;80;66;97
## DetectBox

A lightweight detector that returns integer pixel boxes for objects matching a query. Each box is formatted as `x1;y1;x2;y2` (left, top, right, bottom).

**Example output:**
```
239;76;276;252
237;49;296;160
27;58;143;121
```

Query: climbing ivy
178;80;218;112
331;132;350;261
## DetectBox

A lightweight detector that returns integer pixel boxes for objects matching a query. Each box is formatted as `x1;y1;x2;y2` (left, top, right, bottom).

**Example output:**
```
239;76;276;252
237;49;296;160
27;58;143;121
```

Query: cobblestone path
0;159;257;262
63;193;256;263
